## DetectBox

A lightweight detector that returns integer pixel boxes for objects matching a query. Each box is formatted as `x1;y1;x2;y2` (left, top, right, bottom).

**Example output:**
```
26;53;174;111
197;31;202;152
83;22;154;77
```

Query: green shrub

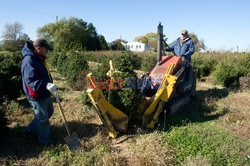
141;54;157;72
47;52;59;67
0;52;22;100
110;53;143;117
79;91;92;106
88;63;110;97
87;51;143;117
214;59;242;87
192;54;217;79
238;53;250;76
113;51;141;71
110;72;142;117
66;51;89;90
56;53;69;76
0;52;22;142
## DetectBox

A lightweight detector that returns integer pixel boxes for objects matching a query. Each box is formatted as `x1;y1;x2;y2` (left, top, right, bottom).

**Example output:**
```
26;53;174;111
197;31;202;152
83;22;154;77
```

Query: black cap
33;39;53;51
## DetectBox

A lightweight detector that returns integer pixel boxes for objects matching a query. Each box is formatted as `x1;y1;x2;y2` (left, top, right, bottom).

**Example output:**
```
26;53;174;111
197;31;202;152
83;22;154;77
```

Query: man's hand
164;46;170;52
181;55;186;61
46;83;58;94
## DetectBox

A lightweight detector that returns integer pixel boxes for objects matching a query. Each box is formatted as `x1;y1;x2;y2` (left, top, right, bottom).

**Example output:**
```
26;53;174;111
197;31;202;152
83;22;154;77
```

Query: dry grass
103;132;175;166
128;133;175;166
217;91;250;139
196;76;250;139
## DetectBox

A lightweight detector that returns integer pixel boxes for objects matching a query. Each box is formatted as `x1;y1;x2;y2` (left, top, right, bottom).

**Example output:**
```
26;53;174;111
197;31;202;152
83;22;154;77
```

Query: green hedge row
214;54;250;87
47;50;89;90
49;50;250;90
192;52;250;87
68;50;156;72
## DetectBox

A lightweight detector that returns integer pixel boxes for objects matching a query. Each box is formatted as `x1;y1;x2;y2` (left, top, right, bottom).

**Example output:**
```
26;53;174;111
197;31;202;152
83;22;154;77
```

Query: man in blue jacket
165;29;195;63
21;39;58;146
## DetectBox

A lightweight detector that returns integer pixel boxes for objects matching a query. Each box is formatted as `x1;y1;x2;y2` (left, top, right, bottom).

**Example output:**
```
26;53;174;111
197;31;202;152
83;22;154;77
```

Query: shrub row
192;52;250;87
214;54;250;87
73;51;157;72
47;51;89;90
49;50;250;90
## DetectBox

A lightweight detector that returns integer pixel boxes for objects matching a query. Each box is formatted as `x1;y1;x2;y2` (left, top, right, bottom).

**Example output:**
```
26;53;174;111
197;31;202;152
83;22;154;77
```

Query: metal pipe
157;22;163;63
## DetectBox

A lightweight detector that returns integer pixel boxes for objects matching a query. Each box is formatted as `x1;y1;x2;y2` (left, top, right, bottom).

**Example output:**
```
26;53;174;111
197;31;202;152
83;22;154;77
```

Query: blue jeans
25;97;54;145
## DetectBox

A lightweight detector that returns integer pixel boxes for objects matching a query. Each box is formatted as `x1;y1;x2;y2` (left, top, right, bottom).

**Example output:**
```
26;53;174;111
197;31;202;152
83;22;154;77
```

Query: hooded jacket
166;37;195;63
21;41;52;100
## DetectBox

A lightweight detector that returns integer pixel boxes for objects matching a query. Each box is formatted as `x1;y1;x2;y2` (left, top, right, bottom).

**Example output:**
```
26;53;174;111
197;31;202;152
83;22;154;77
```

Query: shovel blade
64;132;81;151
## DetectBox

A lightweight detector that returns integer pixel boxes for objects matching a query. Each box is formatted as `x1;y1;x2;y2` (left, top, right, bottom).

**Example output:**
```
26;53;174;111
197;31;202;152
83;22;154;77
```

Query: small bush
0;52;22;100
214;59;242;87
56;53;69;76
110;53;143;117
113;51;141;71
238;54;250;76
79;91;92;106
192;54;217;79
66;51;89;90
141;54;157;72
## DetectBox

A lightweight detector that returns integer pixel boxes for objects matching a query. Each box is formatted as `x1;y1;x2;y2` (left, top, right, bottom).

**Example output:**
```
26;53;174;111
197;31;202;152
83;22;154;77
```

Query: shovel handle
57;102;71;136
53;90;71;136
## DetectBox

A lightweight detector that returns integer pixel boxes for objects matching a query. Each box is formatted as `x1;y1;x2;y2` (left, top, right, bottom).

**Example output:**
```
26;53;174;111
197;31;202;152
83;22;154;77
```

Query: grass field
0;67;249;165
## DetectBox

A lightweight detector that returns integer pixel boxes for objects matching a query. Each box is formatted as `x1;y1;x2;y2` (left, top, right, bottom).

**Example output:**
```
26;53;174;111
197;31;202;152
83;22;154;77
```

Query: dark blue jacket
166;37;195;63
21;41;52;100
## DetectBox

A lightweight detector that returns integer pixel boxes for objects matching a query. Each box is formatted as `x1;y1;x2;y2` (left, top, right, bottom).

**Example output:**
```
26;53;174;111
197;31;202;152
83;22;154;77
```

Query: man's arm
165;39;177;52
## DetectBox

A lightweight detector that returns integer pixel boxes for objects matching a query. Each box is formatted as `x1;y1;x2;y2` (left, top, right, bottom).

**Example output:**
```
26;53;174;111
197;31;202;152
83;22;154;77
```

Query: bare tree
2;22;23;42
1;22;27;51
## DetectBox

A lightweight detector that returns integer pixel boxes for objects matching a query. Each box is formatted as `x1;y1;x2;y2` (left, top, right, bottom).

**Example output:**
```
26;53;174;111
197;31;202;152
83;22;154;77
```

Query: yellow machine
86;23;196;138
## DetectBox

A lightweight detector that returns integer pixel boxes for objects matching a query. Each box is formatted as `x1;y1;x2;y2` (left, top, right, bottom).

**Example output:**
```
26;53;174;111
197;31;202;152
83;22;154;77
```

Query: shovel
54;90;81;151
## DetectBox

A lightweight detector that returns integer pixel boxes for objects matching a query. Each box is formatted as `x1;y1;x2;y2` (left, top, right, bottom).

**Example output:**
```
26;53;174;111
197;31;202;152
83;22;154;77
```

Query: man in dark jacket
21;39;58;146
165;29;195;63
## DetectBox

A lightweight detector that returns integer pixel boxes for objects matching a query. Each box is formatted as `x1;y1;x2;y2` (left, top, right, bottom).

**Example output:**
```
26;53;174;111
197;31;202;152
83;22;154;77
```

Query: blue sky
0;0;249;51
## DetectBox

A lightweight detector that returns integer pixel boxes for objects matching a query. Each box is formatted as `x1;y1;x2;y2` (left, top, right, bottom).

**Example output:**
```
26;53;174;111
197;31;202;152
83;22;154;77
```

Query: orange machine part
149;56;186;85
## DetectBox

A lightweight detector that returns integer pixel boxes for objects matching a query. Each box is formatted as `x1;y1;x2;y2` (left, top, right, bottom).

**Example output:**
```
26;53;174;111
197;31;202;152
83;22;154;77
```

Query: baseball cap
33;39;53;51
181;29;188;35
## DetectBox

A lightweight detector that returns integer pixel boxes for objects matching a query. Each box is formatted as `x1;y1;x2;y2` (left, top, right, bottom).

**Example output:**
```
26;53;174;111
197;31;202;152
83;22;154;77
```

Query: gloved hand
181;55;186;61
46;83;58;94
164;46;170;52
